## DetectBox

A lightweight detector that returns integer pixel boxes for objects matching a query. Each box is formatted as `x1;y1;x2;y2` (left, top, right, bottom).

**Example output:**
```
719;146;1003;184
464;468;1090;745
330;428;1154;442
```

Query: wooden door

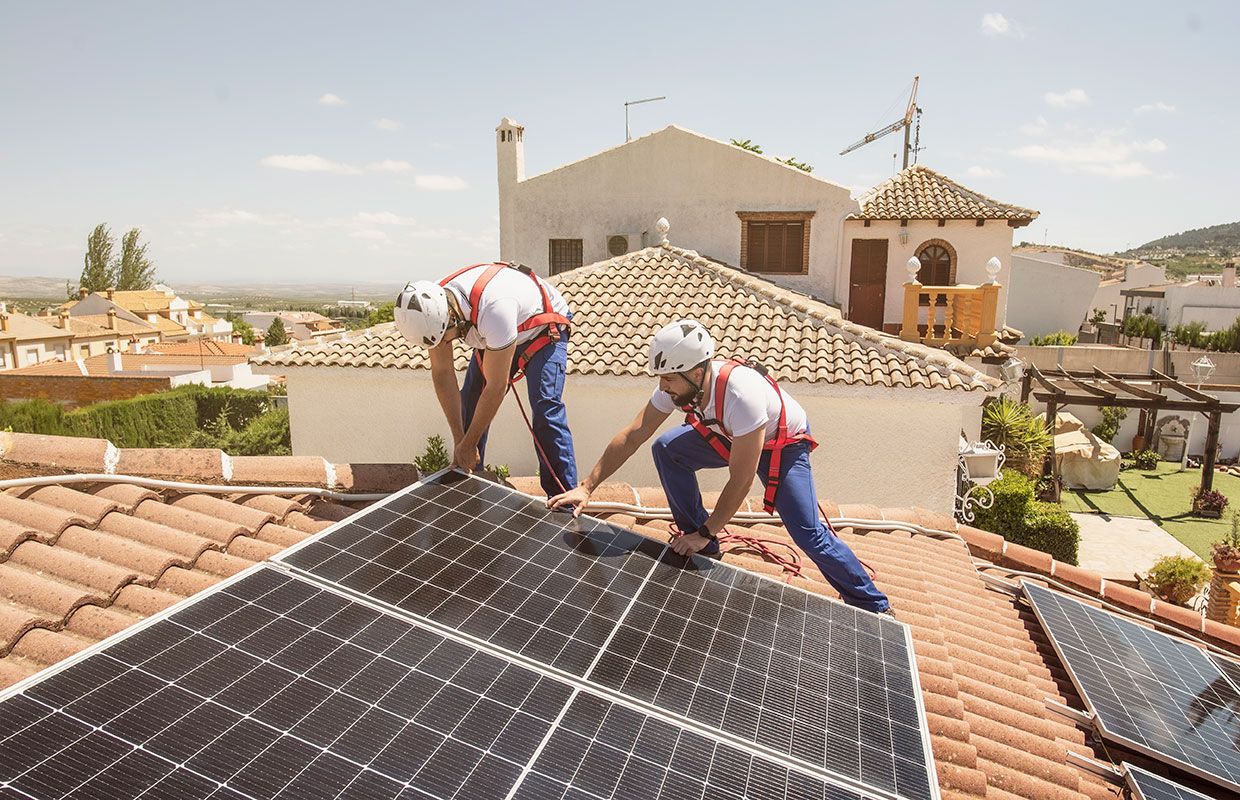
849;239;888;329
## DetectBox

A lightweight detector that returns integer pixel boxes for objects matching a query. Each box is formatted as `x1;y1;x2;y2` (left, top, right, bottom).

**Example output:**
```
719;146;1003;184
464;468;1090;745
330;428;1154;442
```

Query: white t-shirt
443;265;571;350
649;360;809;444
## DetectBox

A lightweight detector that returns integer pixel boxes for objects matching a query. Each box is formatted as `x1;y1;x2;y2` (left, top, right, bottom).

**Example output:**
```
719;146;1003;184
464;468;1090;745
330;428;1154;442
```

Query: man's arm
547;401;670;516
427;342;466;442
454;342;517;471
670;427;763;556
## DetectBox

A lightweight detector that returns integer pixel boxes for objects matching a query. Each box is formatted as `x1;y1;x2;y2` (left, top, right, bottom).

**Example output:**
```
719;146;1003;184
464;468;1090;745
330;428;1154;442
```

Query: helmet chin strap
444;291;471;339
679;365;707;406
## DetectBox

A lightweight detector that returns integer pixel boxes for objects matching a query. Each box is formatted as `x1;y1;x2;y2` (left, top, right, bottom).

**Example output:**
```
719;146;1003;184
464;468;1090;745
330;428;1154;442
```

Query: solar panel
278;472;664;677
589;551;933;800
0;566;572;799
1022;580;1240;794
0;470;939;800
1124;762;1219;800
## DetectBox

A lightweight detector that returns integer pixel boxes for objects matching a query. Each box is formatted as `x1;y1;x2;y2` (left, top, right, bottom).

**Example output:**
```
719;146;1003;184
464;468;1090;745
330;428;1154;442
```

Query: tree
115;228;157;290
730;138;763;154
230;318;255;345
364;302;394;328
80;224;116;293
266;318;289;346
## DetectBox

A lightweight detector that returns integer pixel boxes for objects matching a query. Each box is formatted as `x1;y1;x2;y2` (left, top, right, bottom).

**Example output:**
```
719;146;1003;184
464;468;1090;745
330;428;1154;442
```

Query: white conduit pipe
0;473;391;503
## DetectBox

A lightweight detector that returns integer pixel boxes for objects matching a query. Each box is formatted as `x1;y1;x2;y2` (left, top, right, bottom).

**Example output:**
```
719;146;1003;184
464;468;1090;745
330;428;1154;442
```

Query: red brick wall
0;376;173;410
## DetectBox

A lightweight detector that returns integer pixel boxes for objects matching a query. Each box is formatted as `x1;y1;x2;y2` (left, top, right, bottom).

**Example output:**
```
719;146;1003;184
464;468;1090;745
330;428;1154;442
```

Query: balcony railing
898;257;1002;351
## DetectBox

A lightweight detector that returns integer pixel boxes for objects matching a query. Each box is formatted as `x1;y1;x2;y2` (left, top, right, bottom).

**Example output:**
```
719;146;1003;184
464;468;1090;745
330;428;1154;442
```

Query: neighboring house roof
2;352;249;377
0;312;74;344
146;339;254;356
850;165;1039;225
102;290;183;313
145;316;189;336
253;244;999;393
3;432;1238;800
72;314;159;337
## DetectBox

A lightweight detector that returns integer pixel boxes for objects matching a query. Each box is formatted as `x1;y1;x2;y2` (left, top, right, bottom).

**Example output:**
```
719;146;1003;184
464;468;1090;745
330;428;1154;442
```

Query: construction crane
839;77;921;169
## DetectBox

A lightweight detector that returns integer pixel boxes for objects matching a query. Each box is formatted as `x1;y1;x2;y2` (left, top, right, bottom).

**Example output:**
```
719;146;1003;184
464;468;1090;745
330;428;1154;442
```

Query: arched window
916;244;953;285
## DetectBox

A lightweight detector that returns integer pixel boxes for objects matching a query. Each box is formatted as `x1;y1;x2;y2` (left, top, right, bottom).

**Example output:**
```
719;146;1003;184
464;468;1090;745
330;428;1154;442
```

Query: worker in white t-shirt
395;263;577;497
547;320;890;614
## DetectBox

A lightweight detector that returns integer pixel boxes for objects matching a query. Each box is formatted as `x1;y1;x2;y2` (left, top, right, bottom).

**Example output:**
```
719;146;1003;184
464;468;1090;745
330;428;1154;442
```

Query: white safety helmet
394;281;453;347
649;320;714;375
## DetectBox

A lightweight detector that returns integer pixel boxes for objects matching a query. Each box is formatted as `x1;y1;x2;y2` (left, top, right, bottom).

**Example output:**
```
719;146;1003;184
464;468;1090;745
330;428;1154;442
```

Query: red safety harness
681;359;817;513
439;262;572;382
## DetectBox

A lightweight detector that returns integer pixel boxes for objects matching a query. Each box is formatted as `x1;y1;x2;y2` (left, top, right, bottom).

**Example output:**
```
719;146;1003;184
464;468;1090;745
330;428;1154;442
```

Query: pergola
1019;365;1240;501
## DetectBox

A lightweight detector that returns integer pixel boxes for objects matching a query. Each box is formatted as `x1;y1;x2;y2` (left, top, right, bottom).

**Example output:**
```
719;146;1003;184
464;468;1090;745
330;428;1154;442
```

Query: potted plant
1192;487;1230;519
1212;512;1240;573
1143;555;1211;605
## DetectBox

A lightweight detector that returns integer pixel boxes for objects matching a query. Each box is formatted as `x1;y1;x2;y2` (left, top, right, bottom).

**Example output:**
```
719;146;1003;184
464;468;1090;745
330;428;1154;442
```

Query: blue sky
2;1;1236;287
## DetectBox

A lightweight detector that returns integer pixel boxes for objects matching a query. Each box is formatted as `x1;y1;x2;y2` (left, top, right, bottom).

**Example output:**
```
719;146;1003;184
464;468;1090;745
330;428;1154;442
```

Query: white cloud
966;166;1004;178
1043;88;1090;108
349;229;390;241
1134;101;1175;114
318;93;345;106
981;13;1011;35
374;118;402;131
260;154;363;175
1020;115;1048;136
1010;133;1167;178
415;175;469;191
367;160;413;173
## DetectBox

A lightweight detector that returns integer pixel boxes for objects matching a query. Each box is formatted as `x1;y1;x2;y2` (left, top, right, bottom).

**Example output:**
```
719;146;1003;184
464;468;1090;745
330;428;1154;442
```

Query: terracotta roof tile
229;455;330;486
0;432;113;474
850;164;1039;224
89;483;160;511
332;463;420;493
113;448;227;481
167;493;275;532
252;245;999;393
133;502;249;545
15;485;120;526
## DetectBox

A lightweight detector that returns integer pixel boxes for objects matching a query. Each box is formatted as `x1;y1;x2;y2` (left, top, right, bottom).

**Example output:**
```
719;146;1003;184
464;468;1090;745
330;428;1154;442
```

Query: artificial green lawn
1060;462;1240;559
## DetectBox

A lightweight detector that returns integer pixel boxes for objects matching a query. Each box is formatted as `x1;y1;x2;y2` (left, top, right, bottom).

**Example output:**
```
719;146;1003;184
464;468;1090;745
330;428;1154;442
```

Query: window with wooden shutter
737;212;814;274
548;239;583;276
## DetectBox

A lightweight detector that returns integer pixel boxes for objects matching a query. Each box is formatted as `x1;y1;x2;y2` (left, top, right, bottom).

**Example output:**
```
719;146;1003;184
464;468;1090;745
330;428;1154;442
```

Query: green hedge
0;385;285;454
972;472;1080;565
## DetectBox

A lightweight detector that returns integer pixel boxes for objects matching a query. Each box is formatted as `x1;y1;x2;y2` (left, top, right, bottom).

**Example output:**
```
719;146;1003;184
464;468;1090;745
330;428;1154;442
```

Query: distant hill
0;276;396;303
1013;244;1131;275
1121;221;1240;257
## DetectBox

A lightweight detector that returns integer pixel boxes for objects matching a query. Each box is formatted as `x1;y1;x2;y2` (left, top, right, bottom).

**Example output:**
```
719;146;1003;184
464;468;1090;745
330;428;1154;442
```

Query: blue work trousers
461;333;577;498
650;424;890;613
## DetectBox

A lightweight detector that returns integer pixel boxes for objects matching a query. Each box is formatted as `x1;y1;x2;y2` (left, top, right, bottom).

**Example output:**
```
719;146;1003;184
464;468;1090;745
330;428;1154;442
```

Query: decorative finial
905;256;921;284
656;217;670;246
985;257;1002;284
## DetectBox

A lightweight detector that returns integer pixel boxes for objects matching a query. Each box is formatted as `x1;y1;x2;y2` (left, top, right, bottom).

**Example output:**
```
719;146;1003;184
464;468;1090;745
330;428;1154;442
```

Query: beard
667;385;699;407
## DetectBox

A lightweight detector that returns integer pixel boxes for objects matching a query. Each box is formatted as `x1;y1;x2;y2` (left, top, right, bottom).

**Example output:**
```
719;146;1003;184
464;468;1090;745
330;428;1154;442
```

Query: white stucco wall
280;366;977;513
1162;285;1240;328
498;124;857;302
1090;263;1166;323
839;219;1017;329
1007;255;1101;341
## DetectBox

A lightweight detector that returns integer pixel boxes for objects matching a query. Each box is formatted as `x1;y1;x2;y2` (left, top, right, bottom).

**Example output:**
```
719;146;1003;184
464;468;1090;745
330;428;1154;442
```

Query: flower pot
1215;555;1240;574
1198;508;1223;519
1131;434;1146;452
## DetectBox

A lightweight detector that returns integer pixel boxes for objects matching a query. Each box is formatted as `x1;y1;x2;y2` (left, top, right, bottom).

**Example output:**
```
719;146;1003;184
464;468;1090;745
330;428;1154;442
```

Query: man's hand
452;439;480;472
547;485;590;516
671;532;713;557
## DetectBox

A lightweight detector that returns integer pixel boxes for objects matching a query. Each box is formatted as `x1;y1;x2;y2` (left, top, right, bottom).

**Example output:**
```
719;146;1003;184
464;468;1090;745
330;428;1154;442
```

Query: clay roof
146;339;254;356
1;433;1238;799
253;244;999;393
850;165;1039;225
2;351;250;377
0;312;74;343
99;290;181;312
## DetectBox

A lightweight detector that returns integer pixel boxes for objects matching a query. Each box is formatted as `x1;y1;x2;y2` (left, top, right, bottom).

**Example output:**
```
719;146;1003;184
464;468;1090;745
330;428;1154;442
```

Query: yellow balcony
899;258;1002;351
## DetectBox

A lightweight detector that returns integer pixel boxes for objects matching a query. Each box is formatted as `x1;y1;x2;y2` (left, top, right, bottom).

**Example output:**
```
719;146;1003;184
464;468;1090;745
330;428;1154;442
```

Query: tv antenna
625;96;666;141
840;77;922;169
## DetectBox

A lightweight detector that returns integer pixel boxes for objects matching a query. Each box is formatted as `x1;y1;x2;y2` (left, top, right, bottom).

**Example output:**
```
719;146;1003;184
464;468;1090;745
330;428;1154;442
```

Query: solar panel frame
1123;762;1220;800
1022;580;1240;795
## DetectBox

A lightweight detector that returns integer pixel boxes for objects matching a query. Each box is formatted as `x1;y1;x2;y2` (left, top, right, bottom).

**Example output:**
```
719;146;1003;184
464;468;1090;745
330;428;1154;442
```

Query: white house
496;118;1038;337
252;239;998;513
243;311;345;342
1089;261;1167;323
1006;253;1102;341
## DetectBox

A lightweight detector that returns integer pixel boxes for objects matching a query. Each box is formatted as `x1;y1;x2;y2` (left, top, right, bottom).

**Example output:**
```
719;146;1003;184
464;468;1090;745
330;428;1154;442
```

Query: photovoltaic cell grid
1124;763;1219;800
277;471;664;677
0;567;574;800
0;567;882;800
1022;581;1240;794
278;471;934;800
590;557;932;800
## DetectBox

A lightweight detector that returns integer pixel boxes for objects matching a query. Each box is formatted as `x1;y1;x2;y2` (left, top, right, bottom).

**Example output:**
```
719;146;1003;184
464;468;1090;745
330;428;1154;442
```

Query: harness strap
681;359;817;513
439;262;571;340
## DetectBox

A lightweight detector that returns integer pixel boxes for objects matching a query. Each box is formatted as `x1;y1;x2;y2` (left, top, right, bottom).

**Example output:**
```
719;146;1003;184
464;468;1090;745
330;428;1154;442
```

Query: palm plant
981;396;1051;477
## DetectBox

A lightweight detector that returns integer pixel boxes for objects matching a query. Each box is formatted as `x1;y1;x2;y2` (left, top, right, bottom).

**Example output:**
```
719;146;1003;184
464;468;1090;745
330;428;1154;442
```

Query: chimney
0;314;8;333
106;286;115;301
78;287;88;300
496;117;526;262
107;352;122;373
106;308;117;330
1226;263;1237;288
58;310;70;330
